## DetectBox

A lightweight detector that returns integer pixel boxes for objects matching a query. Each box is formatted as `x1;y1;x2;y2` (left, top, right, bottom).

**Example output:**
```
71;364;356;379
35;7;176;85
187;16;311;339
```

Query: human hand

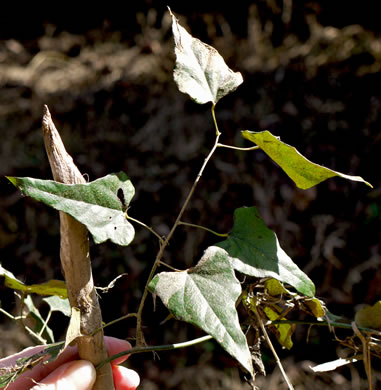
0;336;139;390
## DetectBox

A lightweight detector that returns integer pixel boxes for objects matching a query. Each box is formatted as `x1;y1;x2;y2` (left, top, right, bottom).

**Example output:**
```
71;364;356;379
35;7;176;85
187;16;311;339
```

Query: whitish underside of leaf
242;130;372;189
148;246;254;377
7;172;135;246
169;8;243;105
216;207;315;297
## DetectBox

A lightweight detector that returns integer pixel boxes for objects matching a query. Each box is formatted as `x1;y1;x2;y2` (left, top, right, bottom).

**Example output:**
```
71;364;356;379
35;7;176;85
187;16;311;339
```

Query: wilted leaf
355;301;381;330
310;356;360;372
7;172;135;246
148;246;254;377
43;296;71;317
304;298;325;319
0;265;67;299
169;8;243;105
64;307;82;349
263;306;294;349
216;207;315;297
242;130;372;189
265;279;290;296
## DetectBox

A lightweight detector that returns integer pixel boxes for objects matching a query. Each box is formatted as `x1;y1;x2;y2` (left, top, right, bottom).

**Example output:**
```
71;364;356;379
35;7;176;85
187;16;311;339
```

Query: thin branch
97;335;213;370
352;321;372;390
217;143;259;151
127;215;164;244
178;221;228;237
135;105;222;345
91;313;137;336
254;306;294;390
270;319;381;335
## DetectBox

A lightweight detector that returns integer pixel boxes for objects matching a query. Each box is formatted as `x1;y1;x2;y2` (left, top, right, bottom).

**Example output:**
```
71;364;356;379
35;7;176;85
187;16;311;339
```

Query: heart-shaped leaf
169;8;243;105
242;130;372;189
148;246;254;377
7;172;135;246
216;207;315;297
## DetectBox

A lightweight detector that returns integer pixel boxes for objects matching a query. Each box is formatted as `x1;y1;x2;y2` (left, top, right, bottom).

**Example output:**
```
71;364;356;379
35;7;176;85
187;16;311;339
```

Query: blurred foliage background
1;1;380;388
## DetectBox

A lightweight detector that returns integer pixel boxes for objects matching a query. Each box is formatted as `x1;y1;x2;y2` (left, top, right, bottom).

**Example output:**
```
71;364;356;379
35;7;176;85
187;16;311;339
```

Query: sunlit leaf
148;246;254;377
304;298;325;319
0;265;67;299
355;301;381;330
43;296;71;317
7;172;135;246
169;8;243;105
263;306;294;349
310;356;360;372
216;207;315;297
265;279;290;296
242;130;372;189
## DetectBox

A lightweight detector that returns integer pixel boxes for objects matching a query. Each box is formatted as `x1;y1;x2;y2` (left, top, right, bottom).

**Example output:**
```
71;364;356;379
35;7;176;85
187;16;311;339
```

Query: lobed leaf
242;130;372;189
216;207;315;297
7;172;135;246
169;8;243;105
148;246;254;377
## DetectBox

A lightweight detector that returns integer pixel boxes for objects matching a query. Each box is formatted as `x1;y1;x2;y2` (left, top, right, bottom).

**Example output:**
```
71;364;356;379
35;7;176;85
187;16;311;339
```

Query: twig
254;306;294;390
178;221;228;237
352;321;372;390
135;104;222;345
127;215;164;244
217;143;259;151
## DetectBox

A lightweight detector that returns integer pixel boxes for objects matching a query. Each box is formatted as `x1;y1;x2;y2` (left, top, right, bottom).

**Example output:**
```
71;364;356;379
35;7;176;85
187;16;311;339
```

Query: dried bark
42;105;114;389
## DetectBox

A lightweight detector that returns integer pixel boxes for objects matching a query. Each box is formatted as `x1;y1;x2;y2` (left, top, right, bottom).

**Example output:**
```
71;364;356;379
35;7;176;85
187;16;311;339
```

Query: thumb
31;360;96;390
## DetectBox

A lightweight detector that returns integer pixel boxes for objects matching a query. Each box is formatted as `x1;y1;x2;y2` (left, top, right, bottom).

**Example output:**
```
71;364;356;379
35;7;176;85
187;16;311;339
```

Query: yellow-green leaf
355;301;381;330
304;298;325;318
264;279;290;296
0;265;67;299
242;130;372;189
264;306;294;349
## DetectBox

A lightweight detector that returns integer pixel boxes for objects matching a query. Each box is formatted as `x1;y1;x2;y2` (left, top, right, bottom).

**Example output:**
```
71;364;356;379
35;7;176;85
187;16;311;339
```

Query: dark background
1;1;380;388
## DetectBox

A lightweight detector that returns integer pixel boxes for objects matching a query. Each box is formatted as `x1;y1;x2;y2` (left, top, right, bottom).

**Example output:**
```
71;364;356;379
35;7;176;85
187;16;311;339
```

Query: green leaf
0;265;67;298
216;207;315;297
7;172;135;246
0;341;65;387
169;8;243;105
148;246;254;377
242;130;372;189
43;296;71;317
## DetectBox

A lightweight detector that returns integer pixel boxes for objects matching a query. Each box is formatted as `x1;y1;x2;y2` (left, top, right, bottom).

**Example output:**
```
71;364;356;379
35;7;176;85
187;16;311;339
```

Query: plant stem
217;143;259;151
270;319;381;335
97;335;213;370
178;221;228;237
91;313;137;336
127;215;164;244
135;104;222;345
254;306;294;390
